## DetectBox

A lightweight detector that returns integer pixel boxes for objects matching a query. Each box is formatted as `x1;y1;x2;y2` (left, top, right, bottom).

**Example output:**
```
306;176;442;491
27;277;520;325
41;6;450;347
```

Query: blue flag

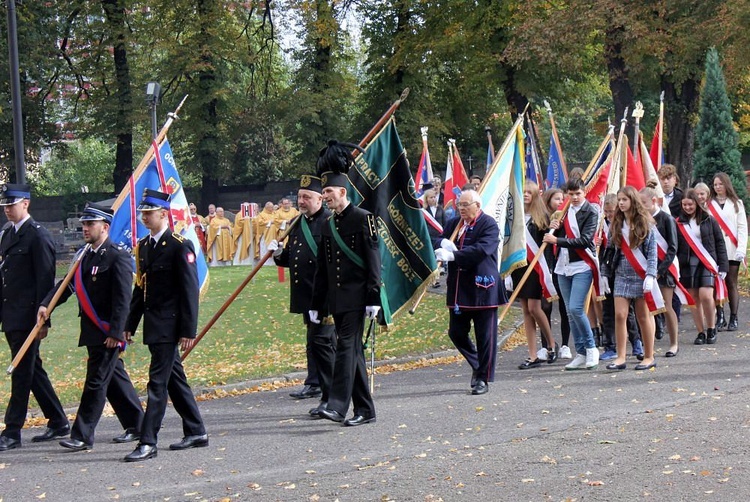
546;133;567;189
110;140;209;296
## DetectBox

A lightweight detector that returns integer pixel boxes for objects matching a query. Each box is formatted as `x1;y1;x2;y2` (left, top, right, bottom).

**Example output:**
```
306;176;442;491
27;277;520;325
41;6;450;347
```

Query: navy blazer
434;211;501;309
43;239;132;346
0;218;56;333
125;231;199;344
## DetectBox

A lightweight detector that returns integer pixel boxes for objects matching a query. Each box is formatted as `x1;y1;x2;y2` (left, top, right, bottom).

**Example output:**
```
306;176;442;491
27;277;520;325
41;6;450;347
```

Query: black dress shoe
344;415;376;426
727;314;739;331
518;358;542;370
706;328;717;345
59;438;91;451
289;385;322;400
169;434;209;450
0;436;21;451
694;332;706;345
309;402;327;418
32;425;70;443
318;408;345;423
472;380;488;395
124;443;157;462
606;362;626;370
665;348;679;357
112;428;140;444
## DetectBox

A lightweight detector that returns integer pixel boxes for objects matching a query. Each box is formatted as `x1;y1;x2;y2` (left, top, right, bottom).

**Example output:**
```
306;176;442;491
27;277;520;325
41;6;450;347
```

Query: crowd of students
509;165;746;371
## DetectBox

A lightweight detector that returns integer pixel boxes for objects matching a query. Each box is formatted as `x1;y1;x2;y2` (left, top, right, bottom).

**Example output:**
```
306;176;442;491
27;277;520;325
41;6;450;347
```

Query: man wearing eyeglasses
433;190;502;395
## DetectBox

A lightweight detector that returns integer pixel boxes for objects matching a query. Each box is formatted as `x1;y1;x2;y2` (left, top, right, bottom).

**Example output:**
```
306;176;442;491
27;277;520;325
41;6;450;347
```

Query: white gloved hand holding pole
308;310;321;324
365;306;381;319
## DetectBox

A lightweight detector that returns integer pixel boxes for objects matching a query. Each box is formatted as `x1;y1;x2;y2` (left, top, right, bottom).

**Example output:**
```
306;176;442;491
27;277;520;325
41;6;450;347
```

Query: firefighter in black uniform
123;189;207;462
0;183;69;451
37;203;144;451
271;174;336;417
311;142;381;427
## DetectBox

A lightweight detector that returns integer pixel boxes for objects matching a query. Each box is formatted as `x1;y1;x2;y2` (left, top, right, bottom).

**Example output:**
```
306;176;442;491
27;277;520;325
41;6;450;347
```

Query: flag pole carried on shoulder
183;89;412;362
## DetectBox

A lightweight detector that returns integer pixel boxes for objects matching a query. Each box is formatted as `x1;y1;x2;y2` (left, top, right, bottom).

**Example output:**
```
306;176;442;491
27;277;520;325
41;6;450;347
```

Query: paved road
1;298;749;501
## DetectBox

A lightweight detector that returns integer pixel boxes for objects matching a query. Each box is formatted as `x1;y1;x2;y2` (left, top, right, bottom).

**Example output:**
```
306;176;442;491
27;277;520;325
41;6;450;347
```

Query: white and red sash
525;226;557;301
563;207;604;299
676;219;728;304
422;207;444;235
708;200;738;248
620;223;665;314
653;223;695;307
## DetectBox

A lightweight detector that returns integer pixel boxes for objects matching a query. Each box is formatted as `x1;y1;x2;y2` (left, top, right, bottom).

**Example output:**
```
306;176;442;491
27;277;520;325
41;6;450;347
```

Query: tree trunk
604;25;634;138
101;0;133;193
663;77;701;189
502;65;528;120
196;0;220;210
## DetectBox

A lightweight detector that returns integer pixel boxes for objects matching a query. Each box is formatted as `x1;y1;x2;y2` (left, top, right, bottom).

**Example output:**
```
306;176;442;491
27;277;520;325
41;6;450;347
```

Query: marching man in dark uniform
270;174;336;416
310;141;381;427
0;184;69;451
37;203;144;451
433;189;502;395
123;189;207;462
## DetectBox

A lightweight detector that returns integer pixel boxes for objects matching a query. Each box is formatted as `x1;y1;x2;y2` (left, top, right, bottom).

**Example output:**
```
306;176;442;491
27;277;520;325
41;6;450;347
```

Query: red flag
624;139;645;189
650;117;664;171
443;142;469;209
585;137;616;204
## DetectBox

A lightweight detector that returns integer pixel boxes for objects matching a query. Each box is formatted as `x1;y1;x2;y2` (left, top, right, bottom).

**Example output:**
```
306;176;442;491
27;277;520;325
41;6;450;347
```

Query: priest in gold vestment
206;207;234;266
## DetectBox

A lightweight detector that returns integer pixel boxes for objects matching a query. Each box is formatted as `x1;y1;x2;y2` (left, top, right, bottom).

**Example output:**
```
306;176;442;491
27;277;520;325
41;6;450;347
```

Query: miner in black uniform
123;189;207;462
37;203;144;451
271;174;336;416
0;184;69;451
310;142;381;427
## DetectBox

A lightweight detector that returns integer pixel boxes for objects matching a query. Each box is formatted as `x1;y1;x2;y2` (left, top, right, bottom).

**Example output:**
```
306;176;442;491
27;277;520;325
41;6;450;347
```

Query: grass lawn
0;265;519;408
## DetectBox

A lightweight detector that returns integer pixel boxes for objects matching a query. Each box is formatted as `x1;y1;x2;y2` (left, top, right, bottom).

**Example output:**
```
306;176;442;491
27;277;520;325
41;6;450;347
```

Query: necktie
151;237;158;250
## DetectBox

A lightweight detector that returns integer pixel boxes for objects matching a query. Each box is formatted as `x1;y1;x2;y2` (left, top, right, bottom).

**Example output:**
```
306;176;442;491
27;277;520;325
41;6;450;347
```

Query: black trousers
306;321;336;402
327;311;375;418
107;357;144;432
2;331;67;440
140;343;205;446
448;308;498;383
71;346;143;445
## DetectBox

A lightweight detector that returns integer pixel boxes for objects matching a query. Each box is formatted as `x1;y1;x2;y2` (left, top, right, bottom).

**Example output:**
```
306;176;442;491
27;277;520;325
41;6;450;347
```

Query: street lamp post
6;0;25;183
145;82;161;141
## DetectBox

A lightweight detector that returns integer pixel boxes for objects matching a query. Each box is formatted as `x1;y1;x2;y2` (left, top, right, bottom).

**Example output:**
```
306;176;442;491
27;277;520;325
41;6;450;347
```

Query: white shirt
13;215;30;232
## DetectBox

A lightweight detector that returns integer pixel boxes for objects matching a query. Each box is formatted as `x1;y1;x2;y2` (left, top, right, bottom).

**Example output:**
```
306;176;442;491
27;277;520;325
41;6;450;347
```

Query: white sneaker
585;347;599;369
565;354;587;370
536;347;549;360
559;345;573;359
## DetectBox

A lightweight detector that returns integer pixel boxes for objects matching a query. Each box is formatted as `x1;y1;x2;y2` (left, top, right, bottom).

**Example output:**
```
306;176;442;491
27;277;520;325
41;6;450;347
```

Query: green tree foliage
693;48;747;200
29;138;114;195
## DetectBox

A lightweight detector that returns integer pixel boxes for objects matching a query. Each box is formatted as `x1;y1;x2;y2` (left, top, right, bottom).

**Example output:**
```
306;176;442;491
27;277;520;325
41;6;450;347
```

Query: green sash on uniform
328;217;392;324
300;217;318;257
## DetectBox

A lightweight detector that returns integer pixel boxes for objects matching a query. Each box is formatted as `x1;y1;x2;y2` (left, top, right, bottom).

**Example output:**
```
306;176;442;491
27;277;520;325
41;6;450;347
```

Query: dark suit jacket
424;205;446;239
675;213;729;274
667;187;684;218
654;209;678;279
434;211;501;309
553;201;598;261
0;218;56;332
125;230;199;344
311;203;381;316
274;207;329;314
42;238;132;346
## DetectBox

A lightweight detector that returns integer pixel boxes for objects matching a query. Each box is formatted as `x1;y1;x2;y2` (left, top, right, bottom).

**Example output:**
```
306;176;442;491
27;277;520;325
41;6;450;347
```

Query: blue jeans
556;270;595;355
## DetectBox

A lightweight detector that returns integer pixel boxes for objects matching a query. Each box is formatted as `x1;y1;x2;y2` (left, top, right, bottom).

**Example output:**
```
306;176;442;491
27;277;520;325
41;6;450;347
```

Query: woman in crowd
693;182;711;210
541;188;572;359
709;172;747;332
675;189;728;345
512;181;557;369
601;186;658;370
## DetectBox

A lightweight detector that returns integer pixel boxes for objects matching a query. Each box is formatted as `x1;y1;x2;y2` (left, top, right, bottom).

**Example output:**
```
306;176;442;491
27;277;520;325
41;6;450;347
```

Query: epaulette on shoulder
366;213;378;239
139;235;150;245
172;231;185;242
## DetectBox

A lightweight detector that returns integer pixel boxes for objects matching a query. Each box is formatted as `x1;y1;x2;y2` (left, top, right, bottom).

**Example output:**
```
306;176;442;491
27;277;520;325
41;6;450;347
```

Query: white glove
365;306;381;319
308;310;321;324
504;276;514;291
268;239;283;256
280;220;287;230
719;271;727;280
602;277;611;295
735;252;745;262
435;248;455;262
440;239;458;253
266;221;272;228
643;275;655;293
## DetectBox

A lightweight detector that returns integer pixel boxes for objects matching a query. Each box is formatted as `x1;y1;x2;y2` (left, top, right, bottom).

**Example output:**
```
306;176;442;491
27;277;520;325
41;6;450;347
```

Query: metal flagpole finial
608;123;616;135
621;107;629;123
660;91;665;102
448;138;456;147
632;101;644;120
421;126;429;140
543;100;552;114
168;94;189;121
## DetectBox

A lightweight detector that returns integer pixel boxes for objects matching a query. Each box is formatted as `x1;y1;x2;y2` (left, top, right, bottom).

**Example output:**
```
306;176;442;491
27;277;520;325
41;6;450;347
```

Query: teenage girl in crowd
512;181;557;369
601;186;658;370
541;188;572;359
675;189;728;345
709;172;746;332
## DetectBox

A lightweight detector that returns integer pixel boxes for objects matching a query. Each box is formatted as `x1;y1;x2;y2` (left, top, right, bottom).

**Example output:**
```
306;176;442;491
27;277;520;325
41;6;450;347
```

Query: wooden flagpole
544;100;568;180
7;244;91;375
657;91;664;172
183;90;411;361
